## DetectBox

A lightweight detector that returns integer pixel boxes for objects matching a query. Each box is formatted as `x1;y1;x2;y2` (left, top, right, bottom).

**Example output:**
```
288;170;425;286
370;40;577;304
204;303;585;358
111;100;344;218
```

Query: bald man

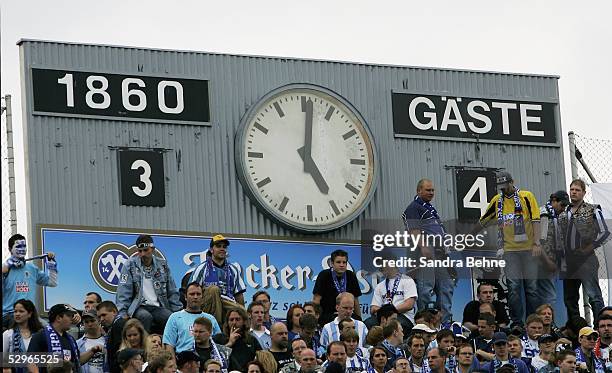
320;293;369;348
270;322;293;370
298;349;320;373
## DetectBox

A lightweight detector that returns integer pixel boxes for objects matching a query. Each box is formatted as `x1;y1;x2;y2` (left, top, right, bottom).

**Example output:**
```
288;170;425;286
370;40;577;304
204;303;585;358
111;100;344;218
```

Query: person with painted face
477;172;541;327
189;235;247;325
115;234;182;334
2;233;58;329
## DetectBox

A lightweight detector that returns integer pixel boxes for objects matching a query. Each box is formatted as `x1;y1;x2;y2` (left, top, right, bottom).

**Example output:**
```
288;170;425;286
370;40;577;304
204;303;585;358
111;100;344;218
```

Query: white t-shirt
531;355;549;370
142;277;160;307
78;336;106;373
2;329;32;352
371;274;418;322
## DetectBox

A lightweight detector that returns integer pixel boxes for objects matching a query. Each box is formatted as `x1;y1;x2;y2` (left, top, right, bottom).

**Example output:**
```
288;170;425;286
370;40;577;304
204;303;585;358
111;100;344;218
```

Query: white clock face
236;85;378;233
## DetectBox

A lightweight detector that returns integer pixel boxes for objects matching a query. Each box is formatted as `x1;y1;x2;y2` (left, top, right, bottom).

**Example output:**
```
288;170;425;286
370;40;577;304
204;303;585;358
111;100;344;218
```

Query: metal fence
568;131;612;321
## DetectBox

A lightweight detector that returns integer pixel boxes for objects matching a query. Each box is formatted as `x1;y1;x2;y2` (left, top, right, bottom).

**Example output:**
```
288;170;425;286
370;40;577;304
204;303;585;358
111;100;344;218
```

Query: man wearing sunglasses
575;327;605;373
481;332;530;373
116;234;182;333
189;234;247;324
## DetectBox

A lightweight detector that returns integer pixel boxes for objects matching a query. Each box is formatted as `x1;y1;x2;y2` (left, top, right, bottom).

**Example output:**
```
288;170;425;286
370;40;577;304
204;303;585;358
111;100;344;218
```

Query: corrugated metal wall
19;40;565;243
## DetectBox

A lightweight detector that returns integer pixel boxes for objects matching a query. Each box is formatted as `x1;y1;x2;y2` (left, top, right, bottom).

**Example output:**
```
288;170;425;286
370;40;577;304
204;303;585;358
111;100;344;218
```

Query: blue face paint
13;240;27;258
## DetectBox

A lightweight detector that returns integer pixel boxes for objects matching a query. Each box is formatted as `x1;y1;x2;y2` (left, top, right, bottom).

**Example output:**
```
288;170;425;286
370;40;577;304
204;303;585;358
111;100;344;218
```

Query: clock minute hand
297;147;330;194
302;98;314;171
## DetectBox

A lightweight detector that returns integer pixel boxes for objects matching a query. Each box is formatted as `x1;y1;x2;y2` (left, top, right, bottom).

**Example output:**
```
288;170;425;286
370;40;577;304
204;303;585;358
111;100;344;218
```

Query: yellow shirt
480;190;540;251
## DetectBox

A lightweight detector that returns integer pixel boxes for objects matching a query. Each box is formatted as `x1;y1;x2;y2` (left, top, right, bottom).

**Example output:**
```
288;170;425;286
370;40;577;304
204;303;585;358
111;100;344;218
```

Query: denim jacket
115;256;182;317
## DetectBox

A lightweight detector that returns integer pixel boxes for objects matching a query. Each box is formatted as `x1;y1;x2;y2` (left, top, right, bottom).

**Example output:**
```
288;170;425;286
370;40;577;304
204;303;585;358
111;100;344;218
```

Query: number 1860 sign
31;68;210;124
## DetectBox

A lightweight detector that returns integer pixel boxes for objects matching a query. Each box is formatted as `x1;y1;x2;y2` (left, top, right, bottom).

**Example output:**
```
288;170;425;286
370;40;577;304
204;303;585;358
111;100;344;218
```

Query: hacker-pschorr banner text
392;93;557;144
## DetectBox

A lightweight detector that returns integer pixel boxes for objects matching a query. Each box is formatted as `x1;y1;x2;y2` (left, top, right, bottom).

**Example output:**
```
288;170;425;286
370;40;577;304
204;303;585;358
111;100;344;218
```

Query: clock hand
297;147;330;194
302;98;314;171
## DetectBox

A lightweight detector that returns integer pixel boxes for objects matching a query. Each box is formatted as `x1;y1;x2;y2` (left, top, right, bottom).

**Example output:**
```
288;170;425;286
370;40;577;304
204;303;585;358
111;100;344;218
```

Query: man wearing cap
2;233;58;329
176;351;201;373
575;327;605;373
560;179;610;320
481;332;530;373
189;234;247;324
27;304;81;373
116;349;144;373
402;178;456;324
76;309;106;373
537;190;570;306
116;234;182;333
477;172;541;327
530;334;556;371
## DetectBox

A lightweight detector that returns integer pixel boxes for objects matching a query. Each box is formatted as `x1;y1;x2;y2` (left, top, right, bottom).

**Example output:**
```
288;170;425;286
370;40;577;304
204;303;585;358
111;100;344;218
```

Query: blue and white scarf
575;347;605;373
199;255;236;300
497;189;527;250
385;275;401;304
414;196;447;234
490;357;519;373
44;324;80;370
12;327;27;373
382;339;405;360
331;269;347;293
409;356;429;373
194;340;228;373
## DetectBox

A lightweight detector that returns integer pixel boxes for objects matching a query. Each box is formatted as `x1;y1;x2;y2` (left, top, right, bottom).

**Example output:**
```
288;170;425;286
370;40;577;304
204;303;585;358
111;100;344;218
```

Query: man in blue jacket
116;234;182;333
481;332;530;373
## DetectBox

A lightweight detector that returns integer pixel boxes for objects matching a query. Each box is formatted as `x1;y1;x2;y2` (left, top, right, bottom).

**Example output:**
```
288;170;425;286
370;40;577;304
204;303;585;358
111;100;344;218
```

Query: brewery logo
90;241;166;293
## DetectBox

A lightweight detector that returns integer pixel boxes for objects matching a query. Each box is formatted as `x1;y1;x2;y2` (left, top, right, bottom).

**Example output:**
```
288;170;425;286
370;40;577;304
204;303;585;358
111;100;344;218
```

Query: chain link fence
568;131;612;320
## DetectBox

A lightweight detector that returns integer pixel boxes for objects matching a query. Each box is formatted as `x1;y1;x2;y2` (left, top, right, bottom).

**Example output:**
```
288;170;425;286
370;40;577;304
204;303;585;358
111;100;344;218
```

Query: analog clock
235;84;378;233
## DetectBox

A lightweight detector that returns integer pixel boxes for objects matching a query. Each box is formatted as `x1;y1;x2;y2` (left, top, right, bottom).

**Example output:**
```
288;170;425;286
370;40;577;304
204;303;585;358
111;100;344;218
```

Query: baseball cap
549;191;570;206
411;323;437;334
176;351;200;367
496;172;513;186
578;327;599;338
538;334;556;343
209;234;230;248
81;309;98;320
48;304;77;321
117;349;143;365
492;332;508;344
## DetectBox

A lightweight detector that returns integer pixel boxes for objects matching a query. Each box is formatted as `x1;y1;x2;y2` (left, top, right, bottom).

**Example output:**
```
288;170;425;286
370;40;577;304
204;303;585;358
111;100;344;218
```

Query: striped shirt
189;257;246;300
320;317;369;348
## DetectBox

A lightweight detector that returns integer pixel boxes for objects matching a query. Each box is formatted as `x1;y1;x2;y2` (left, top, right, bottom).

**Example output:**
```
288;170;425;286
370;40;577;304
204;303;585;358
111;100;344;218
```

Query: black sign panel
392;93;557;144
32;68;210;124
118;150;165;207
455;169;498;221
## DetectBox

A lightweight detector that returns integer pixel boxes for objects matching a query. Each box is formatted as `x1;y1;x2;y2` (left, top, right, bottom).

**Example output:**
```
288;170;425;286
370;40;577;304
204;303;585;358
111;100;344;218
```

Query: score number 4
57;74;184;113
462;176;489;215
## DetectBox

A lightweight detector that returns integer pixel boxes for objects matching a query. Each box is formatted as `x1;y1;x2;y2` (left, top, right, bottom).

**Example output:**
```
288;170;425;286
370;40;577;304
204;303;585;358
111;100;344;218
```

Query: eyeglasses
583;335;598;341
137;247;153;252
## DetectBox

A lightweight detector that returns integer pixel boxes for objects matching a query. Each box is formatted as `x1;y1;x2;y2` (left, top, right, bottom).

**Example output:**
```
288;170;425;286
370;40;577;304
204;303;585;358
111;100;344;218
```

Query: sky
1;0;612;254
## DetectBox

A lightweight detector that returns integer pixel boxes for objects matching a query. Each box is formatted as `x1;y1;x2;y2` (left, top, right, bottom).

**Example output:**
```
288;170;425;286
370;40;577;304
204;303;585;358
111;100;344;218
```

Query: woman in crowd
146;351;176;373
369;346;388;373
255;351;277;373
286;304;305;341
203;359;223;373
2;299;43;373
120;319;150;357
213;308;262;371
146;334;163;358
247;360;269;373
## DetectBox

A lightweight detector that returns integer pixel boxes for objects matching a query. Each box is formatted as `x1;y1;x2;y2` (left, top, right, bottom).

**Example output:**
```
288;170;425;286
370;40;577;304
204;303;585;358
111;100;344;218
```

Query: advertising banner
40;226;480;320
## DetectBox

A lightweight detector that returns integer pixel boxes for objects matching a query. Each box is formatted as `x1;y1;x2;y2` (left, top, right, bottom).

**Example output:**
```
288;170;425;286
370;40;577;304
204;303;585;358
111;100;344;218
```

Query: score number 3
56;73;184;113
131;160;152;197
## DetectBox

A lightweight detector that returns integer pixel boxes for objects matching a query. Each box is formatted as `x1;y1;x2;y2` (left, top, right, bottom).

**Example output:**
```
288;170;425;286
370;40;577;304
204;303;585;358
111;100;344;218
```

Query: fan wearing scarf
27;304;80;373
189;234;247;325
115;234;182;334
402;178;455;324
537;191;569;313
477;172;541;327
480;332;530;373
2;233;58;330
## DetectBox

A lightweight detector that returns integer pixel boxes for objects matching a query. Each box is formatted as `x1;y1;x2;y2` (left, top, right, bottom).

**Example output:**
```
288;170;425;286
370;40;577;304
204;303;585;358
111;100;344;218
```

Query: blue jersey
2;262;57;315
162;310;221;353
